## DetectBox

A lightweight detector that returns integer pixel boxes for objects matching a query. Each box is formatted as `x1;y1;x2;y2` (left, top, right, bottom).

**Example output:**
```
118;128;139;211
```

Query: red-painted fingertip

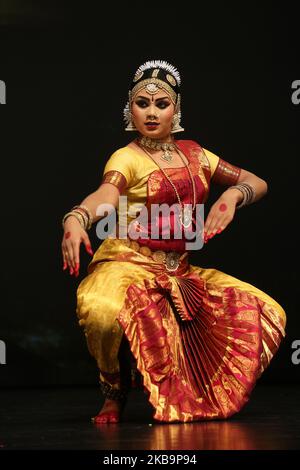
86;246;94;256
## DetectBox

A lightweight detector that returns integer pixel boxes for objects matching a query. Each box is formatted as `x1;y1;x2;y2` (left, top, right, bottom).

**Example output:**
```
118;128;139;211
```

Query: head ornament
123;59;184;133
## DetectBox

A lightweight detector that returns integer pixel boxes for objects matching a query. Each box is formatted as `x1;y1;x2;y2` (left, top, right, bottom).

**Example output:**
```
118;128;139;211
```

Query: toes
93;413;109;424
92;411;120;424
109;414;119;423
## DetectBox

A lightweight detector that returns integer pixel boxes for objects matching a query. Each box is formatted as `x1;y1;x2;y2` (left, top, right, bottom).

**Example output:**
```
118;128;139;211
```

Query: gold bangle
79;204;93;229
71;204;93;229
62;212;85;229
72;209;89;230
72;208;91;230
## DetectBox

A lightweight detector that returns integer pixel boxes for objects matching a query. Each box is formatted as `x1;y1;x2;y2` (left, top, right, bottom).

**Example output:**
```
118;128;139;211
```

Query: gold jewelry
138;136;176;163
71;209;88;228
62;212;85;229
133;71;144;82
124;91;137;131
71;205;93;229
73;204;93;225
124;61;184;133
62;204;93;231
171;94;184;133
152;250;167;263
166;74;176;86
151;69;160;78
138;143;196;228
118;238;188;273
131;78;177;104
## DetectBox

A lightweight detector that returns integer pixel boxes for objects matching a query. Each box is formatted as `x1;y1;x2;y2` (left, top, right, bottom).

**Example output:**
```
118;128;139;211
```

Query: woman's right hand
61;216;94;277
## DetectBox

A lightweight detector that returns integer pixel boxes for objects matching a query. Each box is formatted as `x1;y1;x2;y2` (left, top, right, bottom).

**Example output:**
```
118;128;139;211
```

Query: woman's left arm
204;168;268;241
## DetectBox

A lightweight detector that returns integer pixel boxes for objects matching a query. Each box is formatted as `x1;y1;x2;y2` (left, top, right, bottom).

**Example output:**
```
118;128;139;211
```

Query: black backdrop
0;1;299;387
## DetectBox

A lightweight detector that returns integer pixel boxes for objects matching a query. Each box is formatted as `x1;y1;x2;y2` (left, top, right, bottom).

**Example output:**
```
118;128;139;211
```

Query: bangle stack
227;182;256;209
62;204;93;230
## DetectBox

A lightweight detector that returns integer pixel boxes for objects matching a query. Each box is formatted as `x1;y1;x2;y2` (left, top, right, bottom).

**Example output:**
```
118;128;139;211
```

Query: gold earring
125;112;137;131
171;114;184;133
124;112;137;131
123;91;137;131
171;94;184;133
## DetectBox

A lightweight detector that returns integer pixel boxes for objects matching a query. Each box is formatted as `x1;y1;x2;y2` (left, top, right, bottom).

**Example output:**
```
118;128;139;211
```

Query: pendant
160;150;173;162
165;252;181;271
180;206;193;228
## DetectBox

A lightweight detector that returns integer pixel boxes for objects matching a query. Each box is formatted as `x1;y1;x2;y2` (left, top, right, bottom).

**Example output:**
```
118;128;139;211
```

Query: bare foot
92;398;122;424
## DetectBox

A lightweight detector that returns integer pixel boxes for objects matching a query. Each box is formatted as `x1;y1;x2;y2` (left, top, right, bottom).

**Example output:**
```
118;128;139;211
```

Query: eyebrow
135;95;170;102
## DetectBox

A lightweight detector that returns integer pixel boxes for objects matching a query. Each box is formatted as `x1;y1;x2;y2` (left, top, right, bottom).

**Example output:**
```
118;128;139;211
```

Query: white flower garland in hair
134;60;181;86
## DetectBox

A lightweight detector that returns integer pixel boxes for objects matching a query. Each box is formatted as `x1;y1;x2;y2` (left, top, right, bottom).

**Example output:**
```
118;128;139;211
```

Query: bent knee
76;287;124;335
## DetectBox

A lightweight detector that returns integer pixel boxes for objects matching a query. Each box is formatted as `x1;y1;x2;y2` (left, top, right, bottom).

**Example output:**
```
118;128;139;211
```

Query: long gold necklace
138;143;196;228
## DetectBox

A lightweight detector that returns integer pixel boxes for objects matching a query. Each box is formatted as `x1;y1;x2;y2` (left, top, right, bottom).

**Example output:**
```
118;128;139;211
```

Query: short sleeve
202;147;241;186
202;147;220;178
101;149;137;192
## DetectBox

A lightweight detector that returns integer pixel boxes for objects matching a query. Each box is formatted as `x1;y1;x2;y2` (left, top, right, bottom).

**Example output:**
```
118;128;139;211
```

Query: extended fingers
204;224;224;242
62;243;69;270
69;242;80;276
63;248;74;274
204;214;227;242
204;212;222;239
62;243;77;275
204;202;234;242
73;242;80;277
62;251;68;271
62;235;93;277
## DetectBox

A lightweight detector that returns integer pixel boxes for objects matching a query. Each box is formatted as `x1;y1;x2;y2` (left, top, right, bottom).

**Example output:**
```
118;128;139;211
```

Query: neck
139;134;174;144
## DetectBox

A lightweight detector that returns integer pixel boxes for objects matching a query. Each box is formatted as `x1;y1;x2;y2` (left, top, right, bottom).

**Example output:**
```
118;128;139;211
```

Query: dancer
61;60;286;423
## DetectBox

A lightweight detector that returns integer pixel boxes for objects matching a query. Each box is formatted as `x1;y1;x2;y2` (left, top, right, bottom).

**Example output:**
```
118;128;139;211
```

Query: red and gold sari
76;140;286;422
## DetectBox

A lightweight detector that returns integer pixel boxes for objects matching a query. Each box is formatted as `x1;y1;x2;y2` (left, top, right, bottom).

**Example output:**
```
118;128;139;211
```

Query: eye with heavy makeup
134;97;171;110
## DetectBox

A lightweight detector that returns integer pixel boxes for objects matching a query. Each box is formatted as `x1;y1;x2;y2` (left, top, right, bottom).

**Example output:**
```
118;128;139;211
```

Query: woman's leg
76;264;137;422
98;334;133;403
76;258;154;421
94;335;134;423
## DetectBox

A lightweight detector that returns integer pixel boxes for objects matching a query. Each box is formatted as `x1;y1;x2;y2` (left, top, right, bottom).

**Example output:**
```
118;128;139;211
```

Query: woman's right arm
61;182;120;277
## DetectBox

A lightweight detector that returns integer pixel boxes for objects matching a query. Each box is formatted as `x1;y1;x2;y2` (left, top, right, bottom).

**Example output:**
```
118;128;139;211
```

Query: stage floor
1;385;299;450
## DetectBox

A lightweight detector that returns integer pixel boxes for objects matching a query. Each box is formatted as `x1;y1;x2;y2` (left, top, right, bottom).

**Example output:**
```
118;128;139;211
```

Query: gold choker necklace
138;136;175;163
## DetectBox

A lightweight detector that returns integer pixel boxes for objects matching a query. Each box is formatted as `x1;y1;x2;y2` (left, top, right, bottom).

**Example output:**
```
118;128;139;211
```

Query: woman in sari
61;60;286;424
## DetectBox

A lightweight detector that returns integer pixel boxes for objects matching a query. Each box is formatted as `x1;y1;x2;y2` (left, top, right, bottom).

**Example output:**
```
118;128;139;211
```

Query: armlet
212;158;241;185
101;170;127;192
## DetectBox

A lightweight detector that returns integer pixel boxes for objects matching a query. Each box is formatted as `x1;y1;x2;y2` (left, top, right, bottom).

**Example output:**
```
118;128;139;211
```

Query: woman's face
131;88;175;140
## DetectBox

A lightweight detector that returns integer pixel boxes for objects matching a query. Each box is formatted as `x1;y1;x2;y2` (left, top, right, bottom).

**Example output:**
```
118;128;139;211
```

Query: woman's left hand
203;188;241;243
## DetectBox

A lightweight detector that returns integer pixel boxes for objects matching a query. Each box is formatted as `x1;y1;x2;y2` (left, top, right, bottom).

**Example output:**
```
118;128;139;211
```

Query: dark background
0;1;299;388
